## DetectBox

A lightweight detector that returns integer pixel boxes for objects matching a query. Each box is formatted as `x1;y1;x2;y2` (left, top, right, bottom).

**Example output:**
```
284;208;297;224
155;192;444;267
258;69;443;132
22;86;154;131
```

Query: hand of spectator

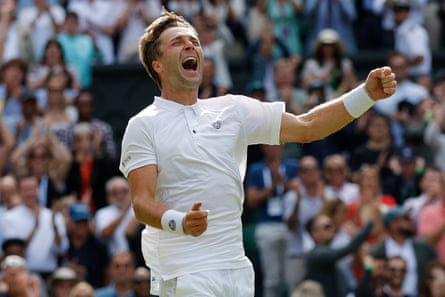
183;201;208;237
27;274;41;297
364;66;397;101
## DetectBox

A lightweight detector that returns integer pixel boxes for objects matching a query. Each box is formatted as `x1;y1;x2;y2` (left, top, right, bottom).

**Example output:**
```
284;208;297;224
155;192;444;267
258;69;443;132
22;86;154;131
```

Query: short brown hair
138;9;197;89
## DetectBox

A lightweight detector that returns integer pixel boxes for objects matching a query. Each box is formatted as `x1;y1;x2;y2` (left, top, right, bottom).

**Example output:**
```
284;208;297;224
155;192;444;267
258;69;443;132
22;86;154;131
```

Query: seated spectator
0;174;69;281
0;255;42;297
198;56;229;99
47;267;79;297
305;213;373;297
384;255;410;297
384;145;423;205
354;254;389;297
1;237;26;260
67;89;116;160
347;165;397;228
64;202;110;289
403;166;443;224
27;39;80;92
17;0;65;62
424;96;445;173
95;251;135;297
65;122;119;213
245;25;291;97
369;206;437;297
0;58;28;134
10;128;71;208
349;112;398;191
15;90;43;146
94;176;134;256
417;178;445;265
323;154;359;204
301;28;358;100
419;260;445;297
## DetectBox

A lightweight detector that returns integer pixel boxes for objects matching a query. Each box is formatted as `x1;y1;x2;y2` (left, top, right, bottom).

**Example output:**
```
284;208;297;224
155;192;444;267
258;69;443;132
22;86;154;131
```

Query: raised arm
128;164;208;236
279;66;397;143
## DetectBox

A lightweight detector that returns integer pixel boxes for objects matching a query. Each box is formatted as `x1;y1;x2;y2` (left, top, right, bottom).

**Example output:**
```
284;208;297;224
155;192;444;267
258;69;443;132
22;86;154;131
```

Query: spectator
64;201;110;289
424;94;445;173
26;39;80;92
303;0;358;56
291;280;325;297
167;0;201;23
301;28;358;100
347;164;397;228
354;254;390;297
194;15;233;92
283;156;325;293
419;260;445;297
384;255;410;297
369;206;437;297
94;251;135;297
57;11;96;89
0;174;69;281
68;0;122;65
385;145;423;205
305;213;373;297
198;56;228;99
124;217;145;268
0;255;41;297
70;281;95;297
354;0;386;50
417;176;445;265
349;112;398;189
0;0;32;64
67;89;117;160
439;0;445;49
132;267;150;297
373;52;429;121
245;25;291;97
266;0;304;59
245;144;298;297
403;166;443;224
15;90;43;146
17;0;65;62
245;0;268;44
94;176;134;256
10;129;71;208
392;0;431;80
323;154;360;204
65;122;119;213
0;58;28;134
115;0;161;64
47;267;79;297
0;175;21;210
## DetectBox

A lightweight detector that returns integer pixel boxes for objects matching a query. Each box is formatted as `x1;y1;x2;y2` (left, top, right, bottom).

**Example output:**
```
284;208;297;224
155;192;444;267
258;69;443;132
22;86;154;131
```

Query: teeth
183;57;196;63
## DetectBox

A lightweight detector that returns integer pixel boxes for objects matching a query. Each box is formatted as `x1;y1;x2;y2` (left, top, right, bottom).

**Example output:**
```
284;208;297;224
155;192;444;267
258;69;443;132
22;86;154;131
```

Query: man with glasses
305;213;374;297
370;206;437;297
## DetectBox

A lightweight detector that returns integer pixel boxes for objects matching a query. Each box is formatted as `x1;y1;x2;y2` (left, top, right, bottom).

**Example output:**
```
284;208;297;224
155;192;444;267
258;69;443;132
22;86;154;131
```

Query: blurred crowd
1;0;445;296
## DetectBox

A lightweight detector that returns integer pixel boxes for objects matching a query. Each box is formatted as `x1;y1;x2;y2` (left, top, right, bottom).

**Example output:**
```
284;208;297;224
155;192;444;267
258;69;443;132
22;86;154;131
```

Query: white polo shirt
120;95;284;280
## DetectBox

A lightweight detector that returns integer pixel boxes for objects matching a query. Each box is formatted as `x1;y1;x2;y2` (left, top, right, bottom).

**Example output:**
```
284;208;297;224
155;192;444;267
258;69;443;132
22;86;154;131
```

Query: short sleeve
119;116;157;177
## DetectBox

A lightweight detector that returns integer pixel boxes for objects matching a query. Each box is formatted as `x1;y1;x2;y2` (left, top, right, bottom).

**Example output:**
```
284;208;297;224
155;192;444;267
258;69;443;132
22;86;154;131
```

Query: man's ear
152;61;162;74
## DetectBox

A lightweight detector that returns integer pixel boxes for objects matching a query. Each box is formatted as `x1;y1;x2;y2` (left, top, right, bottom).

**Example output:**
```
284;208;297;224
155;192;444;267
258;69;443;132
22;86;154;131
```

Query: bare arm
128;165;209;236
280;66;397;143
0;119;15;174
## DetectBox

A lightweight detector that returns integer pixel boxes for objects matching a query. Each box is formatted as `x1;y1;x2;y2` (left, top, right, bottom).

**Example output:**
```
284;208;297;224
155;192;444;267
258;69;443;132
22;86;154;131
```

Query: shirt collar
154;96;201;114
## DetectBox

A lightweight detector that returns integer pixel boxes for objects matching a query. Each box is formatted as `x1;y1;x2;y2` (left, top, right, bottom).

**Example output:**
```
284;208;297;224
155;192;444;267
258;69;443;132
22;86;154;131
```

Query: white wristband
343;84;375;118
161;209;186;235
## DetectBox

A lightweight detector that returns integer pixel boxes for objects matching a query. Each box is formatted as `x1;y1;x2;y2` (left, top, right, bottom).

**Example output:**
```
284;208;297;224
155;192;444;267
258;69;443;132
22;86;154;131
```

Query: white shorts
151;265;255;297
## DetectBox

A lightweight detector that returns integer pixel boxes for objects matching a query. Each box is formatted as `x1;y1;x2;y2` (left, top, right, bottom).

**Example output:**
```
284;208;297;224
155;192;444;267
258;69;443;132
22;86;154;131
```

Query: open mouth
182;57;198;71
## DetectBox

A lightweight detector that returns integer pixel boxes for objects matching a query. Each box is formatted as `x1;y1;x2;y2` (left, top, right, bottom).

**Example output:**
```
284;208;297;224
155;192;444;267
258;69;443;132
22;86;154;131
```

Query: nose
184;40;194;50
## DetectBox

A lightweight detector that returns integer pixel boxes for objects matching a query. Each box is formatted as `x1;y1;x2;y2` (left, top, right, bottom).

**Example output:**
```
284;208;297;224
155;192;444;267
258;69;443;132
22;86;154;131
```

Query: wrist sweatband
343;84;375;118
161;209;186;235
